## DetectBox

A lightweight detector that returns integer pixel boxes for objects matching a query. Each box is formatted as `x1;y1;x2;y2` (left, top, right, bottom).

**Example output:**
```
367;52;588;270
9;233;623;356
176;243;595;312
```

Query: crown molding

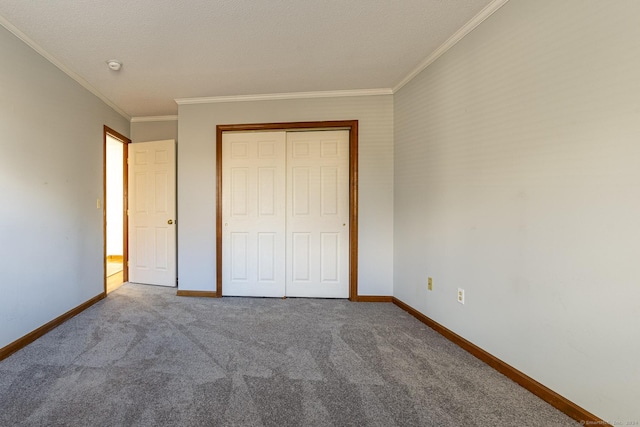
0;14;131;121
130;115;178;123
2;0;508;118
393;0;510;93
175;88;393;105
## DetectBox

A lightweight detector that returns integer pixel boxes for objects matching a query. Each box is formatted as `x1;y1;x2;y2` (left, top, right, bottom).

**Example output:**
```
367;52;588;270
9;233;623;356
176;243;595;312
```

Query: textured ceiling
0;0;496;118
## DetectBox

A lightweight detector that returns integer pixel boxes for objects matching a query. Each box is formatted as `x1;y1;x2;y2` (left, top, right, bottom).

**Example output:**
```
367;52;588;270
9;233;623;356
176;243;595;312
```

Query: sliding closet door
222;129;349;298
222;132;286;296
285;131;350;298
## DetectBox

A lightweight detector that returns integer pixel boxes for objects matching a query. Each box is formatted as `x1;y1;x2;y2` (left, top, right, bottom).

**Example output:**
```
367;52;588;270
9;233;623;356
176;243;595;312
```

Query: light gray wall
130;119;178;143
0;25;129;349
394;0;640;422
178;96;393;295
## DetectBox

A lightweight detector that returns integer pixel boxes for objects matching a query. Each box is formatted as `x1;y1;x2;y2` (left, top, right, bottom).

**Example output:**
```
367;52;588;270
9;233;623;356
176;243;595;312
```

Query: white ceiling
0;0;500;119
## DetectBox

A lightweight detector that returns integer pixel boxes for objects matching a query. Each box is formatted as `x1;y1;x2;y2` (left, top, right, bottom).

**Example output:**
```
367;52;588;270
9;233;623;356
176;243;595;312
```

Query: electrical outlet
428;277;433;291
457;288;465;304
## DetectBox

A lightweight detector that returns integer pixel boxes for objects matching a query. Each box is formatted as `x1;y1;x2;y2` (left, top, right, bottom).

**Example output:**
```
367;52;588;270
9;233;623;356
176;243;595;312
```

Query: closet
221;130;350;298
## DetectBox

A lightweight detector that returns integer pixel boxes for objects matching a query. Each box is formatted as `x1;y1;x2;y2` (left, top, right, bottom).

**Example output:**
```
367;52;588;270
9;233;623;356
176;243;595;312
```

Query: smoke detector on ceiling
106;60;122;71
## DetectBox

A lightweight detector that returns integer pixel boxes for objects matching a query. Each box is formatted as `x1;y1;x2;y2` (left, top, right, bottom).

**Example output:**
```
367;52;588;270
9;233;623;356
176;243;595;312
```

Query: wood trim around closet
216;120;359;300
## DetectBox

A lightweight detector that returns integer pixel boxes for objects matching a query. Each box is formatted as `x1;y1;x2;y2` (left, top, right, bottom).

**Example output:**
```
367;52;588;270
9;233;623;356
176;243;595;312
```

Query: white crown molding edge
2;0;508;118
130;115;178;123
393;0;510;93
175;88;393;105
0;14;131;121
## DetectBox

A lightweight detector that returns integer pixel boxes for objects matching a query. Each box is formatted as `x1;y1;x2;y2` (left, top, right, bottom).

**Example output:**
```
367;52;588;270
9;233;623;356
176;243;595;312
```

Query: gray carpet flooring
0;283;580;427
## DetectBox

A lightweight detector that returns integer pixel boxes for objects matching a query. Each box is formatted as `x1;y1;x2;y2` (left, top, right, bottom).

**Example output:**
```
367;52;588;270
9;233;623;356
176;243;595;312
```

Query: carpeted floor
0;283;580;426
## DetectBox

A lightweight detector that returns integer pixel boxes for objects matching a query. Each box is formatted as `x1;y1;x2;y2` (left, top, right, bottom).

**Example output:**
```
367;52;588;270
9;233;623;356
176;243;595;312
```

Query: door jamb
216;120;359;300
103;126;131;293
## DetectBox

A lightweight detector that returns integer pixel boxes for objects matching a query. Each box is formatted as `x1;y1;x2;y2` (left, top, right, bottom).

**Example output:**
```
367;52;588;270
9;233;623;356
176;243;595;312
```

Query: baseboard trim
176;290;219;298
173;292;389;301
354;295;393;302
0;292;106;361
106;255;124;262
391;297;609;426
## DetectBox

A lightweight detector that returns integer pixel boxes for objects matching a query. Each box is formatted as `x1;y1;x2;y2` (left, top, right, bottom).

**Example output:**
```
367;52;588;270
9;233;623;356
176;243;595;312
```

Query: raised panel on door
292;167;311;216
321;167;339;215
135;227;149;268
230;232;249;281
222;132;286;297
231;168;249;216
155;171;168;213
155;227;169;270
258;168;276;216
292;232;311;282
285;131;350;298
320;232;340;282
128;140;176;287
257;232;276;282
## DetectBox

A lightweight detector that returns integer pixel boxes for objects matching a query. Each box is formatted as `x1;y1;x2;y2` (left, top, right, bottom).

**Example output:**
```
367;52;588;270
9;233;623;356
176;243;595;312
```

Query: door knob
168;219;173;225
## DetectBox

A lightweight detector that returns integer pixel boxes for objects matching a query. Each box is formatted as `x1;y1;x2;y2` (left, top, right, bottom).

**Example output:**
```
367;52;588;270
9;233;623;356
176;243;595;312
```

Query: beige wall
394;0;640;422
0;25;129;348
177;95;394;296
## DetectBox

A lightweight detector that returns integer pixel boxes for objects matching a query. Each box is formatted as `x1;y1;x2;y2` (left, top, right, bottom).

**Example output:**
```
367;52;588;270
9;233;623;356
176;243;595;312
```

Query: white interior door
285;131;350;298
222;132;287;296
128;140;176;287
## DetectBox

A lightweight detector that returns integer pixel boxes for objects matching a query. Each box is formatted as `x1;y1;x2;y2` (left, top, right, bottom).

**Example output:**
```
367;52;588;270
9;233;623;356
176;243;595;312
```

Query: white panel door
286;131;350;298
128;140;176;287
222;132;287;296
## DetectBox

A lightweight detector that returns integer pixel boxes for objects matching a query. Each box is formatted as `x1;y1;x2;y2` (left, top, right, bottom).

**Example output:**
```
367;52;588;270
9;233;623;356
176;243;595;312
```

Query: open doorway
104;126;130;294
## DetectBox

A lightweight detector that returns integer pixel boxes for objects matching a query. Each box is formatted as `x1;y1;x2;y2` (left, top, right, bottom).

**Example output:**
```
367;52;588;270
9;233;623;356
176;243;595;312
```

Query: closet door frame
216;120;359;300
